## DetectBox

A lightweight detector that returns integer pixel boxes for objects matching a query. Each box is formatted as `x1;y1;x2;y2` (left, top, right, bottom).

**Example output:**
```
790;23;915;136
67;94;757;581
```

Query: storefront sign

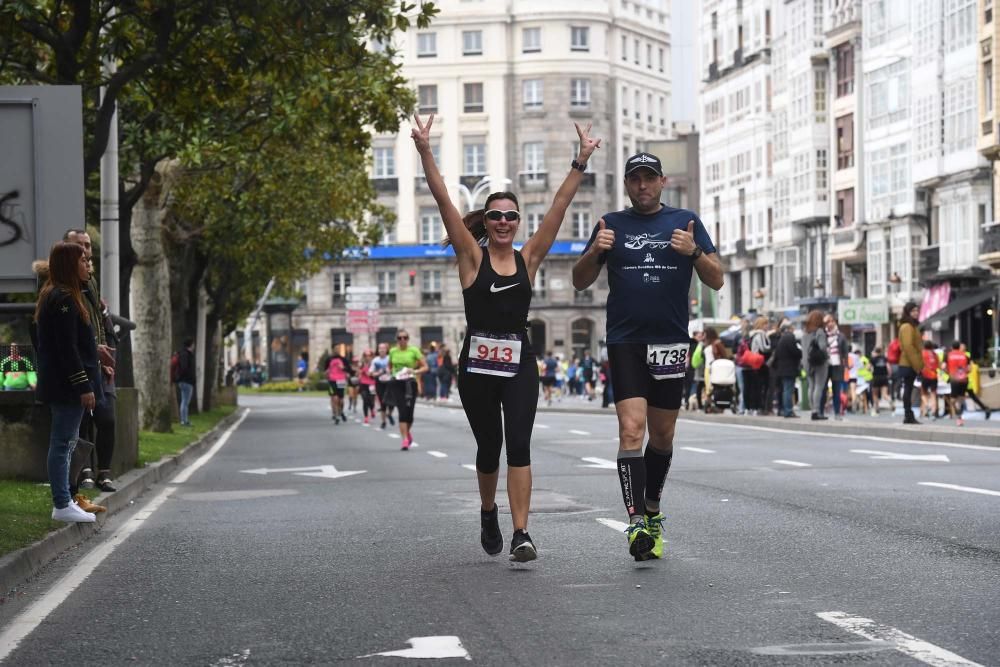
839;298;889;324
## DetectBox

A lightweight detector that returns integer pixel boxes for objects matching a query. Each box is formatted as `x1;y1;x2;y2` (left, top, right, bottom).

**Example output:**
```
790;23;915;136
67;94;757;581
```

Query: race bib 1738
647;343;688;380
467;332;522;378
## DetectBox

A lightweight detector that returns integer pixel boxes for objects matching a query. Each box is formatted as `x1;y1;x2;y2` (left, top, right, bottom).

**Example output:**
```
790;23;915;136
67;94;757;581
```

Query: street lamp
454;176;512;212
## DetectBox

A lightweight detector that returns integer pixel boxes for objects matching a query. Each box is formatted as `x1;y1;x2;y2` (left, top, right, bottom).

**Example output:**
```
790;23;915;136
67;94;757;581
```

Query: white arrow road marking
596;518;630;532
427;451;447;458
569;429;591;436
773;460;812;467
461;464;478;472
817;612;984;667
210;649;251;666
579;457;618;470
851;449;950;462
919;482;1000;497
681;446;715;454
240;465;365;479
360;636;471;660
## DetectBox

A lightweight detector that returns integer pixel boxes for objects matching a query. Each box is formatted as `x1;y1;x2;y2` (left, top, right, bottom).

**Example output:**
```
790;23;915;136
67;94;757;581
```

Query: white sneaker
52;501;97;523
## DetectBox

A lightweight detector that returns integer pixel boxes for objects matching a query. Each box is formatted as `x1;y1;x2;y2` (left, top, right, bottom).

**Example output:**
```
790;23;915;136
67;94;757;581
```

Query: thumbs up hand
671;220;698;257
591;218;615;253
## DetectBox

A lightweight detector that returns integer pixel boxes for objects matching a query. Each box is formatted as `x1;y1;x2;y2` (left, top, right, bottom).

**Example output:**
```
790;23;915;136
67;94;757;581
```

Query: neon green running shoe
625;518;654;561
645;512;666;559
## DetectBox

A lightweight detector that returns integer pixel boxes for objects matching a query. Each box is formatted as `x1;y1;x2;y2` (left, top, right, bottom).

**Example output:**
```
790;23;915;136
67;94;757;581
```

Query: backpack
691;343;704;369
886;338;901;364
807;337;828;366
170;351;181;383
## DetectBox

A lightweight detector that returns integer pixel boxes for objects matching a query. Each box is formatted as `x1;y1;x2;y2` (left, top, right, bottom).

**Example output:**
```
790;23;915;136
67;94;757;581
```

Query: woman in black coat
771;322;802;418
34;242;104;523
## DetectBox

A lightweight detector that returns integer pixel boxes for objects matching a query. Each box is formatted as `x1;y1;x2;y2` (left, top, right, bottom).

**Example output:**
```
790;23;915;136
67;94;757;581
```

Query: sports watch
571;159;587;172
689;246;704;260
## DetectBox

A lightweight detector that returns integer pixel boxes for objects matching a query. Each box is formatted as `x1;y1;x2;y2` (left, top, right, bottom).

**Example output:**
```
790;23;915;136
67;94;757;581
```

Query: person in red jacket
919;340;939;419
945;341;970;427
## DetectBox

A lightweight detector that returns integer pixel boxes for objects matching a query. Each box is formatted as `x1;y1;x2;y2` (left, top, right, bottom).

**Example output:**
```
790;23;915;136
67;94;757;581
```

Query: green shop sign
839;299;889;324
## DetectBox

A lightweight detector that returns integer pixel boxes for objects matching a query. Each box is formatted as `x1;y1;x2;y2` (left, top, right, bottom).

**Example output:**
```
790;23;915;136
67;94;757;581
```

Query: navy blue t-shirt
583;205;716;345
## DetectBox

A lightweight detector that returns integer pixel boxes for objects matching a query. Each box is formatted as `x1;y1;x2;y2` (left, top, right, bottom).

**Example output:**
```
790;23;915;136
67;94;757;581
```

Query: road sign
839;299;889;325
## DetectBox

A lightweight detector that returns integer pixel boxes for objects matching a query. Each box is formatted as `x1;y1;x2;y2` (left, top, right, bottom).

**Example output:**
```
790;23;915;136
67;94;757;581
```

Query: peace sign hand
411;113;435;154
574;122;602;162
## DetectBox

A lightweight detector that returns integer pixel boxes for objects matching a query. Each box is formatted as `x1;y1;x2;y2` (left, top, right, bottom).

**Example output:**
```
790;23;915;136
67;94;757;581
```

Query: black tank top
462;249;532;346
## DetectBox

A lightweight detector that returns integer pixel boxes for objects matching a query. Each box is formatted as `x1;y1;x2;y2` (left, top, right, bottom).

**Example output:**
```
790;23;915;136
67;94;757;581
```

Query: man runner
572;152;724;561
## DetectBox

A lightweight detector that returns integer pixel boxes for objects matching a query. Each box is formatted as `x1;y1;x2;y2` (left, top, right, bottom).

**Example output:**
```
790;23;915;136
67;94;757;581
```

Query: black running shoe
480;504;503;556
509;529;537;562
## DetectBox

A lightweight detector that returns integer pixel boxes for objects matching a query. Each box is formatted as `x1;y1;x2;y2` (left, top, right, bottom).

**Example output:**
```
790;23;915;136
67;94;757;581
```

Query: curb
0;407;246;598
430;401;1000;448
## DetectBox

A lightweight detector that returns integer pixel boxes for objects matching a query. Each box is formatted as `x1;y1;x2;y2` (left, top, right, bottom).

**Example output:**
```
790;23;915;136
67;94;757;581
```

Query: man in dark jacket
177;339;196;426
771;322;802;418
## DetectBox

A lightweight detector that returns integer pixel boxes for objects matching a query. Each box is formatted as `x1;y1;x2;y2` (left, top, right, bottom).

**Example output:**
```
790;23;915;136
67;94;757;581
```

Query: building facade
290;0;674;365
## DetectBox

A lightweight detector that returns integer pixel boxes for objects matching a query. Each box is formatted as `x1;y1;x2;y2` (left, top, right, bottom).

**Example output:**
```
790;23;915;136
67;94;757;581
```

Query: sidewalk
429;394;1000;448
0;408;246;598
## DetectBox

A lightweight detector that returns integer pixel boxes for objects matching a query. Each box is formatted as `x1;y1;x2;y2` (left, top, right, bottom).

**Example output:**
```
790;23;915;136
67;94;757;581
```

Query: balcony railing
793;277;811;299
984;120;994;137
421;292;442;306
378;293;397;307
735;239;750;258
574;290;594;304
580;172;596;189
415;177;429;193
460;174;485;190
372;177;398;193
981;224;1000;255
918;245;940;283
519;173;548;190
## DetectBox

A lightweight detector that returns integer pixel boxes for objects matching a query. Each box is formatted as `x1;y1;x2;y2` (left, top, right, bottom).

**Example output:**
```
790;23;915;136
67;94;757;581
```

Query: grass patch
137;405;236;467
0;404;236;559
238;386;328;398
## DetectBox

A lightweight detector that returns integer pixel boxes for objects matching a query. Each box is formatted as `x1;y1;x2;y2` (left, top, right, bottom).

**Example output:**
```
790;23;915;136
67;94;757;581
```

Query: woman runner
412;113;601;561
370;342;395;429
358;349;377;425
326;344;351;424
387;329;428;449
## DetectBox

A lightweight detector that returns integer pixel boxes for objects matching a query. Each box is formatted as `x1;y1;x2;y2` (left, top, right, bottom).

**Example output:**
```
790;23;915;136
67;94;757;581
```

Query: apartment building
285;0;673;371
699;0;774;318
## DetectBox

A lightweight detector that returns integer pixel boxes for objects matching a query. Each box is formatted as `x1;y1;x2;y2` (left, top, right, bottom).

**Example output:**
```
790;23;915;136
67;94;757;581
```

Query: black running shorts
608;343;684;410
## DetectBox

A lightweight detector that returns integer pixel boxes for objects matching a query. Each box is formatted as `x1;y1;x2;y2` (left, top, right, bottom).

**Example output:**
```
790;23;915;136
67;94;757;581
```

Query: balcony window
571;26;590;52
522;142;545;178
419;208;441;244
621;35;627;61
463;83;484;113
373;147;395;178
533;268;547;300
463;142;486;176
418;85;438;114
570;79;591;108
659;47;665;72
523;27;541;53
421;270;442;305
523;79;543;110
572;209;592;239
462;30;483;56
836;188;855;227
985;60;994;116
574;289;594;304
331;272;351;307
836;114;854;169
377;271;397;306
416;32;437;57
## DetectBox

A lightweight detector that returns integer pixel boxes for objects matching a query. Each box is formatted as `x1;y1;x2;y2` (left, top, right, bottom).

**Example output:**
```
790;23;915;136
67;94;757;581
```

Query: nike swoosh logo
490;282;520;293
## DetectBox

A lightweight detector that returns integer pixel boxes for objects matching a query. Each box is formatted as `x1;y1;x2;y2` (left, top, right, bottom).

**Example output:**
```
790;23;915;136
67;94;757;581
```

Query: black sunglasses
485;209;520;222
397;335;409;340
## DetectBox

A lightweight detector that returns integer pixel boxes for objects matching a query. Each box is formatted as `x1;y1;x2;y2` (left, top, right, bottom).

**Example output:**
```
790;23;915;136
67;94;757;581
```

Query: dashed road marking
773;460;812;467
918;482;1000;497
579;457;617;469
816;611;984;666
461;464;477;472
681;446;715;454
427;450;448;458
596;518;629;532
535;424;550;429
569;429;591;436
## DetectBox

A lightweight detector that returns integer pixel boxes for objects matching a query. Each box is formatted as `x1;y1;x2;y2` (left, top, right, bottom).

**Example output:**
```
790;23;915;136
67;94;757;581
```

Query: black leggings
458;354;538;473
388;378;418;423
79;392;116;471
360;384;375;417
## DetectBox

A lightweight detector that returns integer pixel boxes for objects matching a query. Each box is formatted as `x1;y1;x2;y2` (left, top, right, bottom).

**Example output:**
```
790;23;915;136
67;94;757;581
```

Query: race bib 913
647;343;688;380
467;332;522;377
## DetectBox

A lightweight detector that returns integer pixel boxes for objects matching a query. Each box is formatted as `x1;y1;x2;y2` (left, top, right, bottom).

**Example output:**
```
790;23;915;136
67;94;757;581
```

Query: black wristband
690;246;703;260
571;159;587;172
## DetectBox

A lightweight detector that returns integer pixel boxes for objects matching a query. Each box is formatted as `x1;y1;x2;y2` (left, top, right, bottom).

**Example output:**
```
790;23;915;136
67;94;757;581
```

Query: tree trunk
203;312;222;410
130;159;180;432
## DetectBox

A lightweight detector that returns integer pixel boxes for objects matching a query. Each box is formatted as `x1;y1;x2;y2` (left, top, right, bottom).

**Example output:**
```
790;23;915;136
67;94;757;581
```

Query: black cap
624;152;663;177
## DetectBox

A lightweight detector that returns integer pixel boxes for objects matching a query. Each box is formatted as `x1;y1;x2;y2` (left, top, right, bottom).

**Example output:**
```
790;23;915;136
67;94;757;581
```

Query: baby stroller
708;357;736;412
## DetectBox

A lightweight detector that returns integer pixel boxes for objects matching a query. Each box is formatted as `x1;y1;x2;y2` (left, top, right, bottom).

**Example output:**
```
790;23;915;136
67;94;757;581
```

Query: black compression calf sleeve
617;449;646;519
644;445;673;511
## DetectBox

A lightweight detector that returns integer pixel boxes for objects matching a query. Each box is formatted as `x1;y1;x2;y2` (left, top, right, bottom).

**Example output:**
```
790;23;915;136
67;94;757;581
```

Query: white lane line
579;457;617;470
360;636;471;660
535;424;550;429
0;486;177;660
427;451;448;458
681;446;716;454
596;518;629;532
773;459;812;467
918;482;1000;497
461;464;477;472
171;408;251;484
569;429;591;436
817;611;984;667
678;419;999;452
388;433;400;439
851;449;950;462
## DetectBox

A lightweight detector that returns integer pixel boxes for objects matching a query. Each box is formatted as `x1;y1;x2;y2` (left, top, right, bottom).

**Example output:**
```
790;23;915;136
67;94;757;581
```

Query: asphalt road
1;394;997;666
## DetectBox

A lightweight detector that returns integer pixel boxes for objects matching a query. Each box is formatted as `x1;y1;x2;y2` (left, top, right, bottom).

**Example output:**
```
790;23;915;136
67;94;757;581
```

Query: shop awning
919;288;995;330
